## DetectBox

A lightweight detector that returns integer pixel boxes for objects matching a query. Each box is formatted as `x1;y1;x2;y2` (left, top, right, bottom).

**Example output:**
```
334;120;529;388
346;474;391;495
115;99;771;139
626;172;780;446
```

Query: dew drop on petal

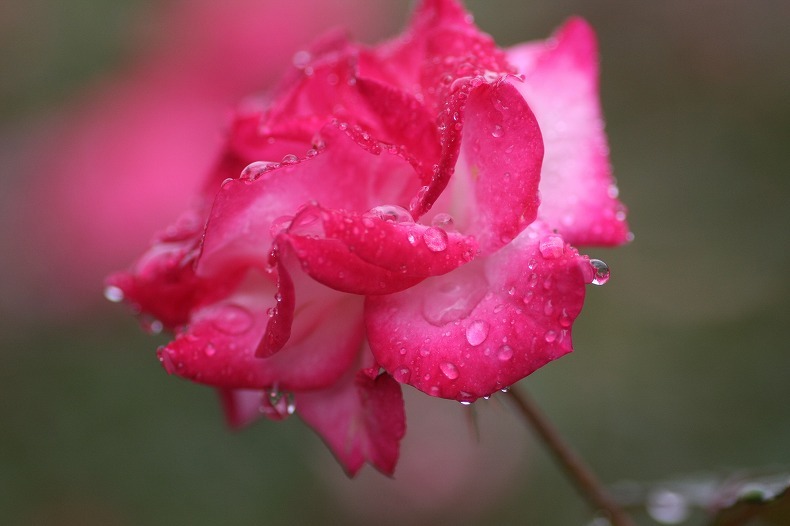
104;285;124;302
465;320;489;346
439;362;459;380
497;345;513;361
204;343;217;357
212;304;254;335
281;154;299;165
589;259;610;285
544;330;557;343
491;124;504;138
431;212;455;231
423;227;448;252
368;204;413;223
539;235;564;259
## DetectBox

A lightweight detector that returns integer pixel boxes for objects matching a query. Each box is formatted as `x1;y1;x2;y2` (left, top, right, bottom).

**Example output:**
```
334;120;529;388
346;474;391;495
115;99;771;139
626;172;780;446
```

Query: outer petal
196;123;419;277
105;210;243;331
296;370;406;477
507;18;629;246
158;272;364;391
366;224;588;401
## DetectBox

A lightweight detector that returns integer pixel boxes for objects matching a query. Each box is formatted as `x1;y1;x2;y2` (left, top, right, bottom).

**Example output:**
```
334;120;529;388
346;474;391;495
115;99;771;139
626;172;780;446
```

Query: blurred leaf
709;481;790;526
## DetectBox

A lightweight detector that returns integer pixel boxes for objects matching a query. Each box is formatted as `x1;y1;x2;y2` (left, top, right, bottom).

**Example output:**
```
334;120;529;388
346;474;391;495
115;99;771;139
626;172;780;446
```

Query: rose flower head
107;0;630;476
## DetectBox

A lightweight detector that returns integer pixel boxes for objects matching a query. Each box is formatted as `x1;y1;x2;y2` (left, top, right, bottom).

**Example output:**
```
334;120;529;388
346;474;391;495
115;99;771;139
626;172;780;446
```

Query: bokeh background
1;0;788;524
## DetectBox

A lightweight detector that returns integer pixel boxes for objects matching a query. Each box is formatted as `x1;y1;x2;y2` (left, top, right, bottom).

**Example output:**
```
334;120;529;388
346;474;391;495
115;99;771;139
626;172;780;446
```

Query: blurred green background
1;1;788;525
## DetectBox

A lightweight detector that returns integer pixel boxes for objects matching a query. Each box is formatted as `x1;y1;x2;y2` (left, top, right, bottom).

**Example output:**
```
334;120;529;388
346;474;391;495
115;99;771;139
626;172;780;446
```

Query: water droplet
607;184;619;198
559;309;572;327
292;50;311;68
431;213;455;230
539;234;564;259
647;489;689;525
544;330;557;343
240;161;280;181
204;343;217;357
407;232;418;246
491;124;504;138
589;259;610;285
212;304;254;335
281;153;299;165
465;320;489;346
367;205;413;223
497;345;513;361
422;265;487;326
543;300;554;316
423;227;448;252
439;362;459;380
104;285;124;303
393;367;411;383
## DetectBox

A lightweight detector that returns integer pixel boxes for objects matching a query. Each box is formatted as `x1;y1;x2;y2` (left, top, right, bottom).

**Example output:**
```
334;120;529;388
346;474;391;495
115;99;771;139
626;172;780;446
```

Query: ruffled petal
366;224;588;401
196;123;420;277
158;272;364;391
297;370;405;477
274;204;478;295
105;210;243;331
507;18;629;246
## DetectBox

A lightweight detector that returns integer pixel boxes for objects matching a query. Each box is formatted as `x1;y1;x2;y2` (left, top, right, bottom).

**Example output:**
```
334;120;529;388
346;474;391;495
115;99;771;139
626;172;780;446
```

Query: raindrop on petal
439;362;459;380
539;235;564;259
367;205;413;223
423;227;448;252
465;320;489;346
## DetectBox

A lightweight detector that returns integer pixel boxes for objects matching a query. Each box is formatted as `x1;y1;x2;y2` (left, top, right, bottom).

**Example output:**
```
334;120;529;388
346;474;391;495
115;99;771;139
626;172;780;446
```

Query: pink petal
296;370;405;477
274;204;478;295
366;224;588;401
217;388;264;429
158;272;364;391
507;18;630;246
444;77;543;253
105;210;243;331
196;123;420;277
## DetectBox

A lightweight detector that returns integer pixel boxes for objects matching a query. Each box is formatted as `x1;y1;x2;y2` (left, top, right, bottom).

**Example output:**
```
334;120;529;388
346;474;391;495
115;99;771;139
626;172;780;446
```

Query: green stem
508;387;635;526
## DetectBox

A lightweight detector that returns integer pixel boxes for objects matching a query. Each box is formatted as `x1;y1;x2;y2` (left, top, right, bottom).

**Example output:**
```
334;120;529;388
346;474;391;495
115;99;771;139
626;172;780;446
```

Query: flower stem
508;387;635;526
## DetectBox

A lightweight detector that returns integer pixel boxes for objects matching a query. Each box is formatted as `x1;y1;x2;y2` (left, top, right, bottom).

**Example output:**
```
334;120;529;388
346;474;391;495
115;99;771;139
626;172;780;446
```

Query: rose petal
158;272;364;391
217;388;264;429
196;123;420;277
448;77;543;253
106;210;243;330
366;224;588;401
274;204;478;295
507;18;629;246
297;370;405;477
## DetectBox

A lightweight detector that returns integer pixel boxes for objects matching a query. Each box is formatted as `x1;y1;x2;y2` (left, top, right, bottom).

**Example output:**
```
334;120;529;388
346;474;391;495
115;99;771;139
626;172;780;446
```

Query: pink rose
108;0;629;476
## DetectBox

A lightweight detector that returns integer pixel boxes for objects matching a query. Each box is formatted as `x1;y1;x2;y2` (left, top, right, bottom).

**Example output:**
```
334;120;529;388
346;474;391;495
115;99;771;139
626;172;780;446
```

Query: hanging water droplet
497;345;513;361
589;259;610;285
539;234;564;259
459;400;472;406
439;362;459;380
491;124;504;138
423;227;448;252
104;285;124;303
465;320;489;346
